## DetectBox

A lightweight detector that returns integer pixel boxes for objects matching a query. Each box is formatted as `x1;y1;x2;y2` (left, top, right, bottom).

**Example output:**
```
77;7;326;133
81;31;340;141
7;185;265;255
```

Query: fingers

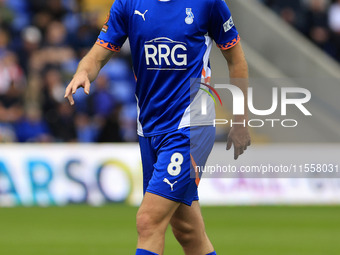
234;147;239;160
226;136;232;150
234;146;244;160
244;140;250;150
64;81;73;98
72;84;77;94
232;140;250;160
227;129;251;160
67;94;75;105
64;81;75;105
84;79;91;95
64;76;91;105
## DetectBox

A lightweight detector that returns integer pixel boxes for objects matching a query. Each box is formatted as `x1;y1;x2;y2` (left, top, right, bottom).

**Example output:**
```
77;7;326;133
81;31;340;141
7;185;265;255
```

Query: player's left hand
226;126;251;160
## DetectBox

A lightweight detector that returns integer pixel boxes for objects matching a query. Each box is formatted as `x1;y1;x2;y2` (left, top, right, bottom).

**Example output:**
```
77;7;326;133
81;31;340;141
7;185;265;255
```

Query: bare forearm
228;60;249;121
221;43;249;121
75;52;110;82
223;44;251;159
74;55;102;82
74;44;114;82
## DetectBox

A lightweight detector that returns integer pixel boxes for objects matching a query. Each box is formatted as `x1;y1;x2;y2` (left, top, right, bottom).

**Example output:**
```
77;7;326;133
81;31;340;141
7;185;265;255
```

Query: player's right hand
64;70;91;105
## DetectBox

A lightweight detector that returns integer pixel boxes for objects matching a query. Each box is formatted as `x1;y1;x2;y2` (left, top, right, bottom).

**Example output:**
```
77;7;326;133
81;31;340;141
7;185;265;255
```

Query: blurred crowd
0;0;137;143
261;0;340;62
1;0;339;143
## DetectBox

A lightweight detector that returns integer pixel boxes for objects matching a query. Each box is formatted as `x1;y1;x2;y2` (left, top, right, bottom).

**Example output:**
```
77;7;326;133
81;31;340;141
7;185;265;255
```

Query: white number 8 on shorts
167;152;184;176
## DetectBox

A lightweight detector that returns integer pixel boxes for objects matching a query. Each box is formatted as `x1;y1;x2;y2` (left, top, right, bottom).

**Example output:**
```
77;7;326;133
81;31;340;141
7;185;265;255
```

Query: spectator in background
0;0;14;29
329;0;340;61
0;124;16;142
0;76;24;124
97;104;124;143
304;0;335;56
18;26;42;74
0;27;26;142
4;0;31;35
75;113;98;143
266;0;304;30
14;106;51;143
261;0;339;61
0;1;139;143
0;79;23;142
88;74;123;143
52;101;77;142
2;0;338;143
41;68;77;142
29;21;77;75
89;74;116;118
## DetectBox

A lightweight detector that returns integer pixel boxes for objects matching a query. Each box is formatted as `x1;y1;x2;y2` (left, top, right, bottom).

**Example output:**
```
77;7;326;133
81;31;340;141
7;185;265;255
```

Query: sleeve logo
102;12;110;33
223;16;234;32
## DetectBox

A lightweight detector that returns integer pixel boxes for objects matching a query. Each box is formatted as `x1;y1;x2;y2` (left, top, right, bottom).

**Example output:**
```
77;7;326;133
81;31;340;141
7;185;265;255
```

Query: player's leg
136;128;195;254
136;133;183;254
136;126;215;254
170;201;215;255
136;192;180;254
169;125;216;254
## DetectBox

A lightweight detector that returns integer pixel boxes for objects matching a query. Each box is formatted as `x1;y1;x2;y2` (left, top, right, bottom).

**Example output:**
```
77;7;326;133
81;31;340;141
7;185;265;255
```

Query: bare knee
136;210;167;239
171;218;200;246
136;211;155;237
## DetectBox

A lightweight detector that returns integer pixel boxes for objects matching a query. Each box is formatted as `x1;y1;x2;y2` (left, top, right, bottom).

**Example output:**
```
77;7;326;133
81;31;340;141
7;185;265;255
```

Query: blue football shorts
139;126;215;206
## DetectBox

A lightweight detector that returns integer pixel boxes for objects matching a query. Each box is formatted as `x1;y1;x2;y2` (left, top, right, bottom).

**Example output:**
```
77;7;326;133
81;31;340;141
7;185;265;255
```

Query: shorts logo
163;178;177;191
185;8;194;24
223;16;234;32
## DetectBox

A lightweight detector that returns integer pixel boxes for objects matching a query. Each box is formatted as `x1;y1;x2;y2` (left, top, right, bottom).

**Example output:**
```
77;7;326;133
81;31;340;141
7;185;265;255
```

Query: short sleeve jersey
97;0;239;137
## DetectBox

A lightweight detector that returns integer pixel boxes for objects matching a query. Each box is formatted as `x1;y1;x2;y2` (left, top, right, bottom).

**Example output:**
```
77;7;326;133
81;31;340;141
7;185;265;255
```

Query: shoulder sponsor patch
102;12;110;33
223;16;234;32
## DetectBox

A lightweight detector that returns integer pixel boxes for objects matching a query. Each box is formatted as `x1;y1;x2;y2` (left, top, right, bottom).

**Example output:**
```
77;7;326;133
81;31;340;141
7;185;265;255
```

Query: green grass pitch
1;205;340;255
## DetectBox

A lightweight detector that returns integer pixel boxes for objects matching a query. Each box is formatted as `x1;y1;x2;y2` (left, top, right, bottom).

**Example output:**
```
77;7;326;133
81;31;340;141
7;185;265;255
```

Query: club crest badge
185;8;194;25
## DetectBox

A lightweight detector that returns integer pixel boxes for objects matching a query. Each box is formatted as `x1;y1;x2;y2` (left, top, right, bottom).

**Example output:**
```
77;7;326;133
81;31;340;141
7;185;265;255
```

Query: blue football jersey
97;0;239;137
